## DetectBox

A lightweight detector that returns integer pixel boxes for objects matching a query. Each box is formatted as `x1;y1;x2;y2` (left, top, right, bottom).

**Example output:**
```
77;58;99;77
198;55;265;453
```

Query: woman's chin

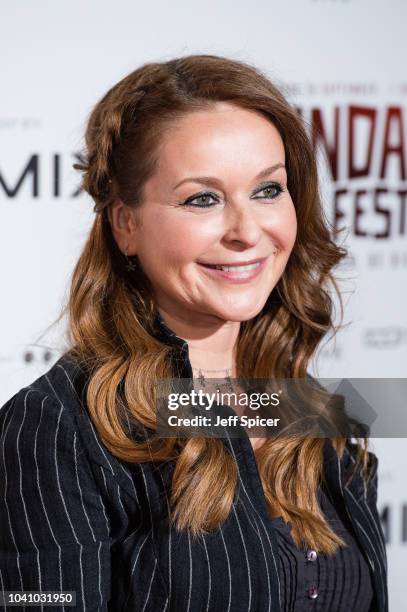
206;303;267;323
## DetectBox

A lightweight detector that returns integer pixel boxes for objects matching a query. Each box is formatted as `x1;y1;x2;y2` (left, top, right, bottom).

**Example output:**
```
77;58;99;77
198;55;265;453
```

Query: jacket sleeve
0;387;112;611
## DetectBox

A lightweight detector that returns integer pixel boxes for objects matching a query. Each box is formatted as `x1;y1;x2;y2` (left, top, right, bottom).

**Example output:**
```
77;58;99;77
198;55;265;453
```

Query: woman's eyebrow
173;163;286;190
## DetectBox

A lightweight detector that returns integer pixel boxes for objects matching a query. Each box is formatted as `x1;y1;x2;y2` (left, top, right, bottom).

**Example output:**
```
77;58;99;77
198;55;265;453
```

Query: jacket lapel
323;439;388;612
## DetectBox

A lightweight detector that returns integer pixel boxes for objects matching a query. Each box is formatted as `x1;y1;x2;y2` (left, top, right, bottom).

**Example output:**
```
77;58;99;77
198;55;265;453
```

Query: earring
124;246;137;272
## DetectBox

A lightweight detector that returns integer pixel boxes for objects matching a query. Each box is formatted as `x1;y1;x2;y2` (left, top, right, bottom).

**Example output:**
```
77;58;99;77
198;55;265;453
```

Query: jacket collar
153;309;188;349
152;309;193;378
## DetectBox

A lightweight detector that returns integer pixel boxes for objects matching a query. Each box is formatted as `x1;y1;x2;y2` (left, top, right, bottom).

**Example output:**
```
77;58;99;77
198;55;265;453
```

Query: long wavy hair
63;54;373;554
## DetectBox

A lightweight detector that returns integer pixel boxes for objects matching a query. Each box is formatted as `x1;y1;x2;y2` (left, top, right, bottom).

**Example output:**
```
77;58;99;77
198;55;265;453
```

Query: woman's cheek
167;223;216;259
276;203;297;251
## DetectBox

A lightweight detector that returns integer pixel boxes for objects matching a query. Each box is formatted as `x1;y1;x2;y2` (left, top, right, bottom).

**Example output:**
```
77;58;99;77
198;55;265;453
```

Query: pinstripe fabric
0;312;388;611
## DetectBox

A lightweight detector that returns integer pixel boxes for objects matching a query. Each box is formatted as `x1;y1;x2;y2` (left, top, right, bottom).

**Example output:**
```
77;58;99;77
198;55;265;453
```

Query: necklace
192;366;233;375
192;366;235;393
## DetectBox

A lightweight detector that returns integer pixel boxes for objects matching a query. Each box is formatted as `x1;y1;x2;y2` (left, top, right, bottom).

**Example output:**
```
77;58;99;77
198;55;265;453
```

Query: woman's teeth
206;262;261;272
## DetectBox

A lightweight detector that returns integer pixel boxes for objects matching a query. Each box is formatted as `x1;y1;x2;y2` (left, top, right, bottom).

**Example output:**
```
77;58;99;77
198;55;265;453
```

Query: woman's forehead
152;107;285;184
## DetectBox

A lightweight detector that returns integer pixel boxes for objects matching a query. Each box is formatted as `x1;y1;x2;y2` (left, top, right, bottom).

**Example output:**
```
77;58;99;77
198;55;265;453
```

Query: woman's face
130;102;297;324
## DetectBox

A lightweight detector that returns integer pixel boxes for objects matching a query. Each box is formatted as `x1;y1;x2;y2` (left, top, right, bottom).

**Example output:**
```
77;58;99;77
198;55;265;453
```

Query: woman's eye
182;192;218;208
180;182;284;209
255;182;284;199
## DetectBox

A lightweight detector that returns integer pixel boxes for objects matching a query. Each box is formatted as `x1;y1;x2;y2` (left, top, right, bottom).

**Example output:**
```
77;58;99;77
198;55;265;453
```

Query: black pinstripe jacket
0;312;388;611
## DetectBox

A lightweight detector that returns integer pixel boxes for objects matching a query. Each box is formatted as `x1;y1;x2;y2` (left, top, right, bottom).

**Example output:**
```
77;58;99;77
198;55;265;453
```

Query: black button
308;585;319;599
306;549;318;562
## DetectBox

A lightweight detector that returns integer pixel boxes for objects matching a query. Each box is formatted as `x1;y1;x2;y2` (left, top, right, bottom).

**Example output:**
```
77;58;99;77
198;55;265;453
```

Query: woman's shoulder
305;372;379;476
0;353;89;455
1;352;87;417
0;353;121;477
344;438;378;474
0;354;94;462
0;353;145;508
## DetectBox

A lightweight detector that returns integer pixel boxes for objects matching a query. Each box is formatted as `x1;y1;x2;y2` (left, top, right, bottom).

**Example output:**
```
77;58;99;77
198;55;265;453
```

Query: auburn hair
60;53;373;554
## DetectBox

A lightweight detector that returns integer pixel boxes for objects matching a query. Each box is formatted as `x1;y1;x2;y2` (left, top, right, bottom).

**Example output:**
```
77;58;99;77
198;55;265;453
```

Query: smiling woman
0;54;388;611
108;101;297;331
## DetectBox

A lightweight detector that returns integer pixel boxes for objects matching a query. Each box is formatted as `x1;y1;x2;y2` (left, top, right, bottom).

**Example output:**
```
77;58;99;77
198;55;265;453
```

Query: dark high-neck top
271;483;374;611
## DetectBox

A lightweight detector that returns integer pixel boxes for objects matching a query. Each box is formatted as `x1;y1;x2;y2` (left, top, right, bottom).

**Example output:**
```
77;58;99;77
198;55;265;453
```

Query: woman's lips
197;257;268;284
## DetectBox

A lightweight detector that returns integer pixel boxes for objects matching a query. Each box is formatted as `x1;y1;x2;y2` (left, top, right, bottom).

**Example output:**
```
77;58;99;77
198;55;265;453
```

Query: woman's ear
107;201;138;255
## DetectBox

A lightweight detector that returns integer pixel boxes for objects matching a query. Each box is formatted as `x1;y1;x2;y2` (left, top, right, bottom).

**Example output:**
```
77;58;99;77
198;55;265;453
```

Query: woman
0;54;387;611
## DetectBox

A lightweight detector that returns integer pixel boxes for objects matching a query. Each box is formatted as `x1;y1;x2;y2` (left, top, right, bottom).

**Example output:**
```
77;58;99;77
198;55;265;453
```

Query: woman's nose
222;203;262;247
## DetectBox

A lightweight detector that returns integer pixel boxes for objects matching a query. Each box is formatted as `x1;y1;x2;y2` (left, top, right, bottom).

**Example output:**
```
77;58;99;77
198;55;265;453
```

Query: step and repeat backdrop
1;0;406;608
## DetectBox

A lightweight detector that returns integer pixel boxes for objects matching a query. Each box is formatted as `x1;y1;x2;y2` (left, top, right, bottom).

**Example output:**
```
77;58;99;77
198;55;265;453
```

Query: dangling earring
124;245;137;272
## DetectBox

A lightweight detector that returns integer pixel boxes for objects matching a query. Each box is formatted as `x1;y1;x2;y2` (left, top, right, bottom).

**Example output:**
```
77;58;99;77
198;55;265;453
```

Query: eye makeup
178;181;286;209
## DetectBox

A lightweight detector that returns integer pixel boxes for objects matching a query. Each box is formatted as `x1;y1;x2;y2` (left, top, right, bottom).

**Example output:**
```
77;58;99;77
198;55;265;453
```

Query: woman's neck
157;306;240;374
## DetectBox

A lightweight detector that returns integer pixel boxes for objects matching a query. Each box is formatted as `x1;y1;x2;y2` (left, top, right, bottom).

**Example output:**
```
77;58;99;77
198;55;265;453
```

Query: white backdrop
1;0;406;608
